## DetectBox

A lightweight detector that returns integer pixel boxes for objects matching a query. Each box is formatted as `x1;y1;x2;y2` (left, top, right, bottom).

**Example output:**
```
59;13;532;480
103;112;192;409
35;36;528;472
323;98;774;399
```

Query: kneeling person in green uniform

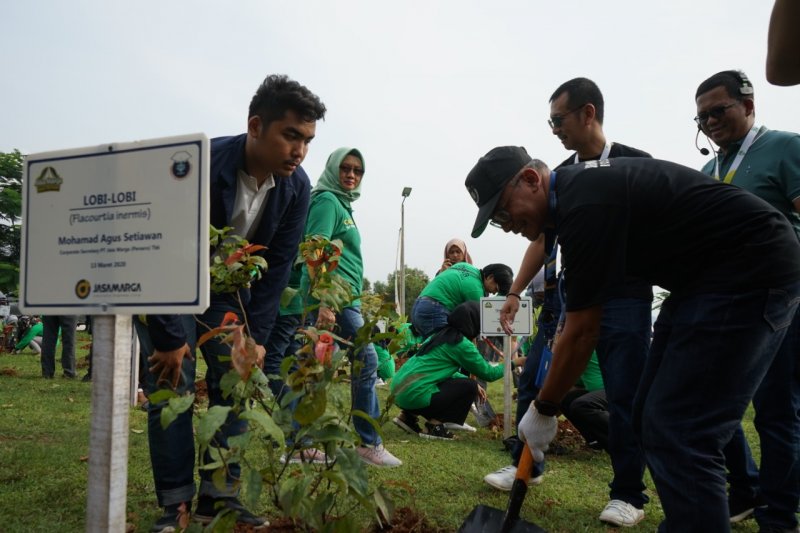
391;301;525;440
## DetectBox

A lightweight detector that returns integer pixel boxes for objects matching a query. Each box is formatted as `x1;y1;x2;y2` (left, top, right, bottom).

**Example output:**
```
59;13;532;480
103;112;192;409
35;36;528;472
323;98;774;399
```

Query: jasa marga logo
93;281;143;294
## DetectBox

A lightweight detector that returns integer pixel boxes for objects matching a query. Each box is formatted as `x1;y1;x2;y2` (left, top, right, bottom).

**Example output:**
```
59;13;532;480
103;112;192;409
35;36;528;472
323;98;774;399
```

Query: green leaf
279;285;299;308
294;388;327;425
350;409;382;438
335;448;370;496
242;468;263;510
219;369;241;399
373;484;395;527
239;409;285;449
196;405;232;446
147;388;178;405
159;393;195;430
211;466;228;494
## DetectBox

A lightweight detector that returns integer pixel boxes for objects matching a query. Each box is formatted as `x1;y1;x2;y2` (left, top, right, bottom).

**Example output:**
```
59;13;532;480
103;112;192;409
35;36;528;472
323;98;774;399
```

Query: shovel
458;443;546;533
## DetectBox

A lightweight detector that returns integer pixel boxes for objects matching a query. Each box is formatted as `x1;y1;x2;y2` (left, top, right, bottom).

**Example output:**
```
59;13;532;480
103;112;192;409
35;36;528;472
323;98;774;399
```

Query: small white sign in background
480;296;533;336
20;134;210;314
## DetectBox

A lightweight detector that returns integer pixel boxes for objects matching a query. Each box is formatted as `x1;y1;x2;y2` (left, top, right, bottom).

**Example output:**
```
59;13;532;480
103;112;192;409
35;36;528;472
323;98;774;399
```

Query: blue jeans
335;306;382;447
40;315;77;378
136;297;252;507
263;313;302;398
595;297;651;509
410;297;449;338
633;283;800;533
727;306;800;530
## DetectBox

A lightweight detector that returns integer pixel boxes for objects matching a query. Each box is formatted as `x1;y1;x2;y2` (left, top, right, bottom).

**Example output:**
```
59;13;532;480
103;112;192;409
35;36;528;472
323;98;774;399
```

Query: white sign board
20;134;210;314
480;296;533;336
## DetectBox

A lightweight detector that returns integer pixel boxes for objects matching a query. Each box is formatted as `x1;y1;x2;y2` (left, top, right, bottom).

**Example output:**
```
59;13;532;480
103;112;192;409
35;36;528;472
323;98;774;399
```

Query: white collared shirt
230;169;275;240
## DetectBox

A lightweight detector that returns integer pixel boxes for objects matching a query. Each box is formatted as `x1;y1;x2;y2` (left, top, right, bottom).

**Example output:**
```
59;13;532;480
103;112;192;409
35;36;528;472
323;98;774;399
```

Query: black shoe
151;502;190;533
194;496;268;528
758;527;800;533
729;494;763;523
81;372;92;382
393;411;422;435
420;422;454;440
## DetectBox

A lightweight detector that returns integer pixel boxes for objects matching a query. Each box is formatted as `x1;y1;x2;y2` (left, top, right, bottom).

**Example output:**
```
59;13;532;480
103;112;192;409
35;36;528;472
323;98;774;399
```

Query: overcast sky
3;0;798;285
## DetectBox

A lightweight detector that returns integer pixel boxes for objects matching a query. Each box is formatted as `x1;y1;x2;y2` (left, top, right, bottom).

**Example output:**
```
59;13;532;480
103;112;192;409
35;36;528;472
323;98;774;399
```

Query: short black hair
695;70;755;101
549;77;605;125
482;263;514;295
248;74;327;127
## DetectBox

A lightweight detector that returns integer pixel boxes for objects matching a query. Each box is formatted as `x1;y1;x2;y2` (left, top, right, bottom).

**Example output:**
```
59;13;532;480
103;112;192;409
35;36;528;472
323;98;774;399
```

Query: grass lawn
0;334;762;532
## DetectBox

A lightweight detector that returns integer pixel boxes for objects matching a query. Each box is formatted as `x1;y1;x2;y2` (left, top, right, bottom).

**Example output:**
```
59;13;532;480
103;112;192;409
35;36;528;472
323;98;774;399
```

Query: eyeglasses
339;164;364;177
694;103;736;125
548;104;586;129
489;209;511;228
488;176;521;228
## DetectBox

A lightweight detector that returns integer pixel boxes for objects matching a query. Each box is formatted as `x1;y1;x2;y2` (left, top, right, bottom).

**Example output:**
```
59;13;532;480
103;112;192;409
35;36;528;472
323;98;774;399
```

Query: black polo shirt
553;157;800;311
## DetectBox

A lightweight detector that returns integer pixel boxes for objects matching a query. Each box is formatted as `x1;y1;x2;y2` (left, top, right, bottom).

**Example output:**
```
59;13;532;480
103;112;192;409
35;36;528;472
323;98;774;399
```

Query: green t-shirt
418;263;484;311
575;351;604;391
375;343;395;381
300;191;364;304
390;336;505;410
701;127;800;239
279;266;304;316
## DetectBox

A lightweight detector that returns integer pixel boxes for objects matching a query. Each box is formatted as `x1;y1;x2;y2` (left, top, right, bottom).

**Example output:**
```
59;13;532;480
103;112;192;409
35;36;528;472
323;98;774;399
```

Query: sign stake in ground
19;135;210;533
480;296;533;439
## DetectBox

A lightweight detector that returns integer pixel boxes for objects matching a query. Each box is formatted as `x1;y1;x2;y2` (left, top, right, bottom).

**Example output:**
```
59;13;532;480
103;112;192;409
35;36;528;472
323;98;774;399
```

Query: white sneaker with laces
356;444;402;467
444;421;477;432
280;448;327;464
599;499;645;527
483;465;544;491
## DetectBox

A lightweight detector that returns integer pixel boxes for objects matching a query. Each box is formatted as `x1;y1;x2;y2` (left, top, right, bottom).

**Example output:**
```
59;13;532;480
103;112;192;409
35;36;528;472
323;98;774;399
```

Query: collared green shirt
418;262;484;311
701;127;800;239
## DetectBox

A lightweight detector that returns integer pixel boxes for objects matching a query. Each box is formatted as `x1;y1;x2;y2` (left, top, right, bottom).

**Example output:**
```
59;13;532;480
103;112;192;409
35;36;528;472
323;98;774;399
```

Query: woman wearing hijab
391;301;525;439
411;262;514;338
436;238;473;275
300;147;402;468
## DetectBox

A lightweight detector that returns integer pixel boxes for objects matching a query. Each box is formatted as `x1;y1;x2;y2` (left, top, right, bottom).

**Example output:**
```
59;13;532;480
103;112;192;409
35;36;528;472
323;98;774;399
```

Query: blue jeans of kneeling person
633;282;800;533
135;296;252;508
410;297;449;338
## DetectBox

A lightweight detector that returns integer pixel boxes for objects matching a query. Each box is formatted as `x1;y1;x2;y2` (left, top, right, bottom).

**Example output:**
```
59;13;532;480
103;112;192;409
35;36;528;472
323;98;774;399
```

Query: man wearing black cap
485;78;652;528
465;146;800;532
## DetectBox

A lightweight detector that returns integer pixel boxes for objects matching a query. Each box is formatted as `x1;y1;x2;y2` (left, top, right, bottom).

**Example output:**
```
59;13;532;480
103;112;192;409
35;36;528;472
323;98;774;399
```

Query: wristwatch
534;398;561;417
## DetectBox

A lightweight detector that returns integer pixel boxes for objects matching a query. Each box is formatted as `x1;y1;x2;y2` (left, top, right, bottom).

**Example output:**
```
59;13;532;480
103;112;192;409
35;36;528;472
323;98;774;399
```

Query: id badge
535;344;553;388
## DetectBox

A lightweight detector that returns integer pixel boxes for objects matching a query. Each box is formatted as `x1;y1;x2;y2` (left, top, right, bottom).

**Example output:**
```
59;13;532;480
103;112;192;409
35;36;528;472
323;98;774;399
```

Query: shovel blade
458;505;547;533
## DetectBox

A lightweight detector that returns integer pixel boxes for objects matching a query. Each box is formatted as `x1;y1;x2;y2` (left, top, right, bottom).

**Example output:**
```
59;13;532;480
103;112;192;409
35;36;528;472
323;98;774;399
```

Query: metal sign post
480;296;533;439
20;134;210;532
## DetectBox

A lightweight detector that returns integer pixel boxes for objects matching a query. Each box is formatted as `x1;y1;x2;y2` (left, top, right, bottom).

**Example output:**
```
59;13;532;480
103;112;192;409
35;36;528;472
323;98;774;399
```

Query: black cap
465;146;532;238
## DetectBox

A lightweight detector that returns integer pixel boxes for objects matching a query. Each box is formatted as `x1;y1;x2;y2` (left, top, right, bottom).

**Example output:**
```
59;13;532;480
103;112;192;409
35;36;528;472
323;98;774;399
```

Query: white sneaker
483;465;544;491
280;448;327;464
444;421;477;432
356;444;402;467
599;499;645;527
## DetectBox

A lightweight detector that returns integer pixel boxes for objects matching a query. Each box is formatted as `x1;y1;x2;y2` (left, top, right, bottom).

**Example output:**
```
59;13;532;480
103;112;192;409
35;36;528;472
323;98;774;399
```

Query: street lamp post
399;187;412;317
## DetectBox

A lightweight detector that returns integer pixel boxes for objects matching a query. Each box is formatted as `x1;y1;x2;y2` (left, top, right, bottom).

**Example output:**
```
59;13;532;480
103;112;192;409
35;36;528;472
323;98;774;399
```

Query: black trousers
561;388;609;451
407;378;479;424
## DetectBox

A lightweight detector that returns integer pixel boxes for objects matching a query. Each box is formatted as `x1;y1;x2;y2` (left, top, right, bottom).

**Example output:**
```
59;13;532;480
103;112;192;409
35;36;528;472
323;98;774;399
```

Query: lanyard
543;170;559;283
714;126;760;184
573;141;612;165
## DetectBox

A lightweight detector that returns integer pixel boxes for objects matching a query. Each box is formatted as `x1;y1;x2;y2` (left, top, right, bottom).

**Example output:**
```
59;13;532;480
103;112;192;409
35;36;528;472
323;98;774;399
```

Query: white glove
518;404;558;462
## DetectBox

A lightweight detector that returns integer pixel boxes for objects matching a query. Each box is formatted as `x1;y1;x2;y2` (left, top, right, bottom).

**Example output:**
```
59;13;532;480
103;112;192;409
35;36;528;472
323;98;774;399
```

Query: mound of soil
369;506;451;532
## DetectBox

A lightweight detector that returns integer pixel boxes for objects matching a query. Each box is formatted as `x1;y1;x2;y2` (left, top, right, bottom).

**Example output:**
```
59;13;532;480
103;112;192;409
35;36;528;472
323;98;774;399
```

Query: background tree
373;267;429;319
0;150;23;295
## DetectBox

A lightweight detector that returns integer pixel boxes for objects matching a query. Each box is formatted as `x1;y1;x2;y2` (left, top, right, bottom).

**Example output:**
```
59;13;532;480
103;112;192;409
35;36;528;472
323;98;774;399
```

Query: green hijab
311;147;364;208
